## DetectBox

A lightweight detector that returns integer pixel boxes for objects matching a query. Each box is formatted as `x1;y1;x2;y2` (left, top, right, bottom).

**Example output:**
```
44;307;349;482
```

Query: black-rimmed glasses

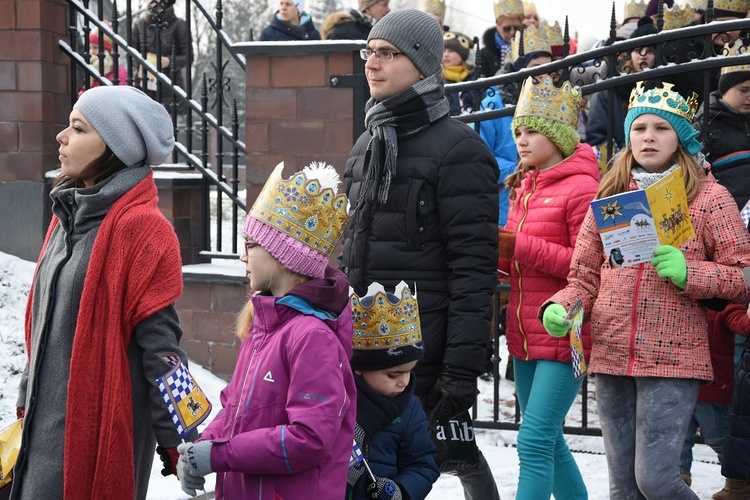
360;48;405;63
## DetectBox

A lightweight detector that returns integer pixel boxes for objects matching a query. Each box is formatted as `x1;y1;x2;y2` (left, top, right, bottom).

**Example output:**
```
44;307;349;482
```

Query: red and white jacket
547;173;750;380
503;143;600;363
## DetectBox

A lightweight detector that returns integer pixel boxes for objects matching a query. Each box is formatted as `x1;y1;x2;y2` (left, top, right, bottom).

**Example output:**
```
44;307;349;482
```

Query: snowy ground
0;250;725;499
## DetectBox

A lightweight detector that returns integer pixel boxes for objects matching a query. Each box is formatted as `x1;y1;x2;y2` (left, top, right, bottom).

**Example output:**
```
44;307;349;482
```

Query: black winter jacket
259;12;321;41
340;116;499;397
694;91;750;209
326;9;372;40
478;27;505;78
722;337;750;480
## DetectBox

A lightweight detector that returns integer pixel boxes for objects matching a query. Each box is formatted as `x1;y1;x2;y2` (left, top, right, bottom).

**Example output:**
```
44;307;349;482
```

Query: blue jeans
513;358;588;500
596;374;700;500
679;401;729;475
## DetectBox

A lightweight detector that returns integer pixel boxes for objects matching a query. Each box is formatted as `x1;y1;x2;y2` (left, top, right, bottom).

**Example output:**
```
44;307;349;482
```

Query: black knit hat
350;282;424;372
630;16;659;40
720;71;750;95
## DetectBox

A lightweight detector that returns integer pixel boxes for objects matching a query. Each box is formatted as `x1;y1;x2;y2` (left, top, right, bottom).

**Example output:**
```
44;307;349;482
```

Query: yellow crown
662;2;695;30
350;282;422;351
511;25;552;61
514;76;582;129
523;0;537;12
419;0;446;20
628;81;699;122
542;20;563;46
721;40;750;75
248;162;350;258
624;0;648;20
714;0;750;13
494;0;524;21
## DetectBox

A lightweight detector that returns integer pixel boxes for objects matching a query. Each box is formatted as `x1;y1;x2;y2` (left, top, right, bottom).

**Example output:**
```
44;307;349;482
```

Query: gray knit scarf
359;71;450;207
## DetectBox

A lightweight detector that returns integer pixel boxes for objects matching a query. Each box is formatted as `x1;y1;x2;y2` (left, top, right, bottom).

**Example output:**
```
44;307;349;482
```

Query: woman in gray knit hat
11;86;195;500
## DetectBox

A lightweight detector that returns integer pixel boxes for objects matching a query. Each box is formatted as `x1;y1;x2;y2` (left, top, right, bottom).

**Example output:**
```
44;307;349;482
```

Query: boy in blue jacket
347;282;440;500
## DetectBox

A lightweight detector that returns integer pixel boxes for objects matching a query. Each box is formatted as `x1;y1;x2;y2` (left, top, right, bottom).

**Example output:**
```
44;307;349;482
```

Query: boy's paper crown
350;281;424;371
494;0;523;21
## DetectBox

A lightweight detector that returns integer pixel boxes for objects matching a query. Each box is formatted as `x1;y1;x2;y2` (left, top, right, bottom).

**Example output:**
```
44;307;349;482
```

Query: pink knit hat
244;162;350;279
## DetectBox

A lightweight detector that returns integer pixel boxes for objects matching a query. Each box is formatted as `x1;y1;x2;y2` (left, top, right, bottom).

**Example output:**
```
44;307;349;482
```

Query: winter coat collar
517;143;600;198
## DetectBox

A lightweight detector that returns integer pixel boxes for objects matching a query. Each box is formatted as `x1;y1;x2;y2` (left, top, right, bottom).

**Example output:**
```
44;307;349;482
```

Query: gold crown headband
628;81;699;121
247;162;350;258
662;2;695;30
514;76;582;129
713;0;750;12
350;281;422;351
721;40;750;75
624;0;648;19
542;20;563;46
494;0;524;21
419;0;446;19
512;25;552;61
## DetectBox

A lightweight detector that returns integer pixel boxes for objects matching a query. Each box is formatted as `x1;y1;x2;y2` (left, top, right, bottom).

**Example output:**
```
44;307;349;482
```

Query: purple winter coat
198;266;356;499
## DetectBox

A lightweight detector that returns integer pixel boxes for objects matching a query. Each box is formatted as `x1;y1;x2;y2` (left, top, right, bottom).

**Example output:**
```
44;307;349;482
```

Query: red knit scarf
24;172;182;499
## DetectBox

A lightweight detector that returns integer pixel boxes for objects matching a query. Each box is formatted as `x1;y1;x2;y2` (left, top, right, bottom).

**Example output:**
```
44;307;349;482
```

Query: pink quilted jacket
547;173;750;380
504;143;600;362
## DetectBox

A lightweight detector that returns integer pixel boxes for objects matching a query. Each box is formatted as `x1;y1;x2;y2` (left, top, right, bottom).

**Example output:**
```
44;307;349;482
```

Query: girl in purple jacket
175;162;356;500
498;76;599;500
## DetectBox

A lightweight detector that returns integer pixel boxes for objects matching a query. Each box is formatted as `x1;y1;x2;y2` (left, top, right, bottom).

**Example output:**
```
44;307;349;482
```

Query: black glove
427;371;478;426
156;445;179;477
369;477;403;500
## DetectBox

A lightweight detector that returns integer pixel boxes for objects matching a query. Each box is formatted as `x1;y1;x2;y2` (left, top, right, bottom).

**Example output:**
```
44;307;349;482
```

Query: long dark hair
53;146;128;188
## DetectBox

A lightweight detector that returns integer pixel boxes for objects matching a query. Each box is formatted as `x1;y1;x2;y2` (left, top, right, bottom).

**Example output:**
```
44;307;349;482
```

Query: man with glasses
478;0;525;77
340;9;501;500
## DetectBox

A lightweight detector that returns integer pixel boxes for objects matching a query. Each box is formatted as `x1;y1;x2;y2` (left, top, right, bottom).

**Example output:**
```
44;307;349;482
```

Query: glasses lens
360;48;371;60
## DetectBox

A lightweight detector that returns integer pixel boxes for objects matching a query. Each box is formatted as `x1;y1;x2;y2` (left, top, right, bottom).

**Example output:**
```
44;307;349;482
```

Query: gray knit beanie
368;9;443;76
74;86;174;167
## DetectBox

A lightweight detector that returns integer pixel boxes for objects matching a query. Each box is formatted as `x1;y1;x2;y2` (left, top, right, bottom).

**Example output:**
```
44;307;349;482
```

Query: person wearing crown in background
498;76;599;500
419;0;447;30
340;9;501;500
175;163;356;499
522;1;540;28
479;0;525;77
346;282;440;500
541;82;750;499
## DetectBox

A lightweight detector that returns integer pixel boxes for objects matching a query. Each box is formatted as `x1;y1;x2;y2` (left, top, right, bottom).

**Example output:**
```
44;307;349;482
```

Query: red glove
156;445;180;476
17;407;25;420
498;228;517;261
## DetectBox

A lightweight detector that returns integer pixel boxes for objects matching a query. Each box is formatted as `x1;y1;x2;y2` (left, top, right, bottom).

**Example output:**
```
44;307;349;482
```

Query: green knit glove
542;304;571;338
651;245;687;289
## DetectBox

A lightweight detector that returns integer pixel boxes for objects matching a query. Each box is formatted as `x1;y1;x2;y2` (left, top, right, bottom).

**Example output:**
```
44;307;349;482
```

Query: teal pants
514;358;588;500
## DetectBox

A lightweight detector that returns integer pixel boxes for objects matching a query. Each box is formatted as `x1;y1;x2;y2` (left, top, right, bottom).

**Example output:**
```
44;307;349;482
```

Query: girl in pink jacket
498;76;599;500
543;82;750;499
175;163;356;499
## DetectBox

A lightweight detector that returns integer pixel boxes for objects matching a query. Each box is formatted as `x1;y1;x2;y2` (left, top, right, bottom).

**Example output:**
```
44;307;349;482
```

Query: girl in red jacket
543;82;750;499
498;76;600;500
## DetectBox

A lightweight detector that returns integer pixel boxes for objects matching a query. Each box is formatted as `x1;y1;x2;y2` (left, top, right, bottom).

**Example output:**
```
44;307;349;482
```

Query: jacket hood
287;265;350;317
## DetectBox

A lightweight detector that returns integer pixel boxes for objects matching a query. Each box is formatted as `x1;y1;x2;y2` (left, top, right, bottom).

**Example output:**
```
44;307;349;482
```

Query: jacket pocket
405;179;425;249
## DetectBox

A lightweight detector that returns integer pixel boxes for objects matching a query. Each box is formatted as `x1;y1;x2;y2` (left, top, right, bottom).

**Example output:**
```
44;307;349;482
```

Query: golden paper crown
542;20;563;46
714;0;750;13
523;0;537;12
494;0;524;21
512;25;552;61
248;162;350;258
350;281;422;351
721;40;750;75
628;82;699;122
419;0;446;20
515;76;582;129
662;2;695;30
624;0;648;20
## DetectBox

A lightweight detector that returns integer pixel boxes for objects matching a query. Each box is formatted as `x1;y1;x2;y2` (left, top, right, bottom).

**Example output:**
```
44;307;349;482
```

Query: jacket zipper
515;175;536;360
627;264;645;375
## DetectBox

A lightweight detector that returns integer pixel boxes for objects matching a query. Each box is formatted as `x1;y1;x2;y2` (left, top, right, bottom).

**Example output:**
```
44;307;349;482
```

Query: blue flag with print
156;354;212;439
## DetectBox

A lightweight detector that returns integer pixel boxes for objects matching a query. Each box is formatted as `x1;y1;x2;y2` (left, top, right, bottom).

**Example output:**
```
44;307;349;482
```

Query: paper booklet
591;167;695;268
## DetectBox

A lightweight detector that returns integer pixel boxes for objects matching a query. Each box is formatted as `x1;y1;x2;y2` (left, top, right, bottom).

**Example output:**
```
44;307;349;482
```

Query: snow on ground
0;251;725;499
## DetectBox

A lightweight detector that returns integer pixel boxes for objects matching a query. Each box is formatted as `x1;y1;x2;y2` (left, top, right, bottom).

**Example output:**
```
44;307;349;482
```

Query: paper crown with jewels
721;40;750;75
244;162;350;279
627;81;699;122
494;0;524;21
419;0;446;21
350;281;424;371
624;0;648;20
512;25;552;61
542;20;564;47
514;76;582;129
662;1;695;30
713;0;750;13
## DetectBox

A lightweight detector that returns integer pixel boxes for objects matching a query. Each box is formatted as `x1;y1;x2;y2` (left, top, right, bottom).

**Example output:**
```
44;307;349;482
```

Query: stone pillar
233;41;365;206
0;0;70;260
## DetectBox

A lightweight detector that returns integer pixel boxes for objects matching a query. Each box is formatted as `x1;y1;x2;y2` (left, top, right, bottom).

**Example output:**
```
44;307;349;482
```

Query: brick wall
0;0;71;260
